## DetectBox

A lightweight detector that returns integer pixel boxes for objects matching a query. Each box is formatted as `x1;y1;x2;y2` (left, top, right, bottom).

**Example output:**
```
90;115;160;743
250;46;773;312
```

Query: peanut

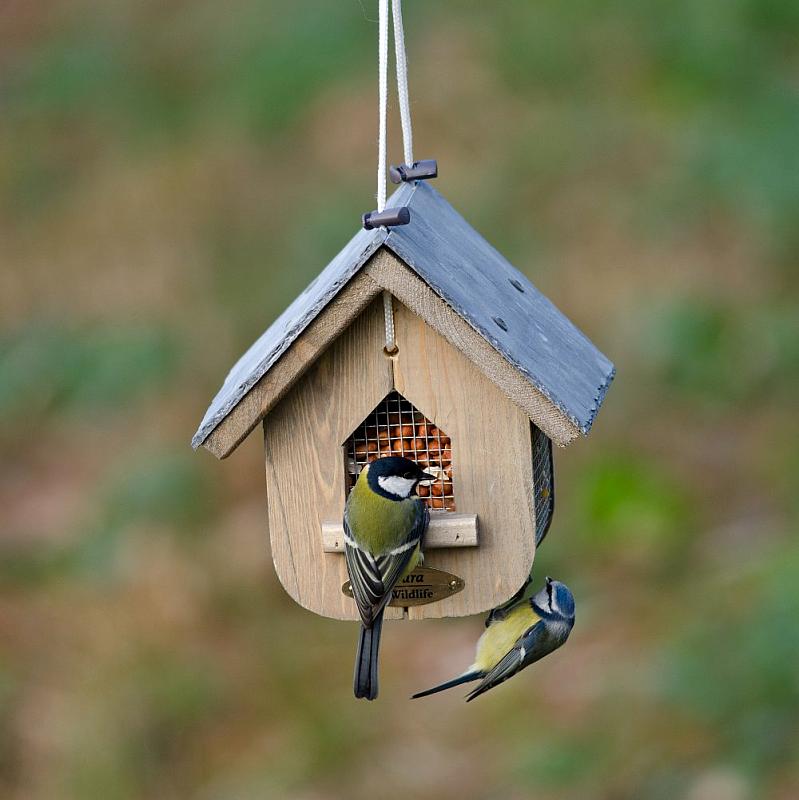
354;441;375;456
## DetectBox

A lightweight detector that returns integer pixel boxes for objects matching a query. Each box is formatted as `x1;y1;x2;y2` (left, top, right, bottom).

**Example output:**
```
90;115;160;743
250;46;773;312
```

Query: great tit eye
403;471;414;479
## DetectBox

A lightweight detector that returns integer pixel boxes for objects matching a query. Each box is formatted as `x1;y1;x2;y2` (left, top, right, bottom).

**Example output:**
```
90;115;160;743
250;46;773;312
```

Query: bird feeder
192;181;614;622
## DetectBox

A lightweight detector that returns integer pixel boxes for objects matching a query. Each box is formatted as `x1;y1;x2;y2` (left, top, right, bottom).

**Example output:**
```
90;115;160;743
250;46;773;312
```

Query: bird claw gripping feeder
192;1;614;624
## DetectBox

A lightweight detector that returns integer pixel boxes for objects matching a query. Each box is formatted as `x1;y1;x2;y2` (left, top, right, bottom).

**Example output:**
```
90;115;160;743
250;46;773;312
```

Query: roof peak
193;182;614;455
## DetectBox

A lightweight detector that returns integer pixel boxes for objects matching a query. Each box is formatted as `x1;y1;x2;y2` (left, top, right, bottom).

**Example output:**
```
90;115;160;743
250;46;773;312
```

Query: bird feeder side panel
390;299;537;620
263;296;404;621
531;425;555;546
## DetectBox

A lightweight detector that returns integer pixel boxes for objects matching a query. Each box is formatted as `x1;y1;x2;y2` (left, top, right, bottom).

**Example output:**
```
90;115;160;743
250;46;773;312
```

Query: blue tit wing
344;502;428;627
466;619;546;702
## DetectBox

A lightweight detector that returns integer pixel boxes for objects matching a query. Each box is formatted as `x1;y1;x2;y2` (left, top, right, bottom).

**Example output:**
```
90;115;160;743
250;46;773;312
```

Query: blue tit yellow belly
473;603;541;672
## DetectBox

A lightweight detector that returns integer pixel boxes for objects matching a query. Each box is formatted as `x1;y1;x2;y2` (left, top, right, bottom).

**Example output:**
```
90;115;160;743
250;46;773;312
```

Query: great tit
412;577;575;701
345;456;434;700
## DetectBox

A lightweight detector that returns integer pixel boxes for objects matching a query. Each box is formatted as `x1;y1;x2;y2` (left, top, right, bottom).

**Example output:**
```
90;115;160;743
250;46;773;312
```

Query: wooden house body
193;182;614;622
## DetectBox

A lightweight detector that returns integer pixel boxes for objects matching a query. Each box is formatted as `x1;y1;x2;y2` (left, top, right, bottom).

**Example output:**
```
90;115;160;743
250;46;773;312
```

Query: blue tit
345;456;434;700
412;577;575;702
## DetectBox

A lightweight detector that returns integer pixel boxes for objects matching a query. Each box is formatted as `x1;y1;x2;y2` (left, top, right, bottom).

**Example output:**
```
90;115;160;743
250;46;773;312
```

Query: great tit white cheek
377;475;416;498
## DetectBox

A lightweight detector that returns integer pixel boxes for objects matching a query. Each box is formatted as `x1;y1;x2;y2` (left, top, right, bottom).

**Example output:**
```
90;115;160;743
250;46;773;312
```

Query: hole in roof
509;278;525;293
493;316;508;331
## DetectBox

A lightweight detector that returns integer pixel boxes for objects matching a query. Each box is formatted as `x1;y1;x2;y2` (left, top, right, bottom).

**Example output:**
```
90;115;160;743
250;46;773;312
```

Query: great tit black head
532;577;575;621
363;456;436;500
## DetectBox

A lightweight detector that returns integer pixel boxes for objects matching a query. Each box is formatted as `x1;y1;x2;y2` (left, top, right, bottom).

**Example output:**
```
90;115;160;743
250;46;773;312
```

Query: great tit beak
418;472;437;483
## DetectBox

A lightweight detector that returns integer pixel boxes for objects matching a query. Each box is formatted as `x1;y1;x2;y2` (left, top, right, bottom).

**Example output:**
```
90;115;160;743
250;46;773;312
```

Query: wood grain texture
264;296;403;620
204;272;383;459
321;512;479;552
365;249;581;447
387;296;538;619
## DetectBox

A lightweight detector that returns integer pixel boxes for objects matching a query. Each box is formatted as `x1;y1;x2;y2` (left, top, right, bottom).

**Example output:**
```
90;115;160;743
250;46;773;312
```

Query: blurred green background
1;1;798;798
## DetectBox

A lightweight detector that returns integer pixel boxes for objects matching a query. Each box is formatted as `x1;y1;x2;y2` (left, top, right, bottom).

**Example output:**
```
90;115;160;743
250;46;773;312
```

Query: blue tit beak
545;576;553;585
419;471;437;483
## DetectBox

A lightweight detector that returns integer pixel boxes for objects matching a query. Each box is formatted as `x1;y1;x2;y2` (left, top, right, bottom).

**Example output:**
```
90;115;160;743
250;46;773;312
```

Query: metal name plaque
342;567;465;607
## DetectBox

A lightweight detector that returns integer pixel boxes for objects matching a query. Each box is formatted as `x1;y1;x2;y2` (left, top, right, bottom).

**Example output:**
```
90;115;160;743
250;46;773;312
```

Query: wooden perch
321;512;478;553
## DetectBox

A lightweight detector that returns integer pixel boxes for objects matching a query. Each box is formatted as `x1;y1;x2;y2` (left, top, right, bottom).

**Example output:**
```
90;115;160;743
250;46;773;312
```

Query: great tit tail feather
354;611;384;700
411;670;482;699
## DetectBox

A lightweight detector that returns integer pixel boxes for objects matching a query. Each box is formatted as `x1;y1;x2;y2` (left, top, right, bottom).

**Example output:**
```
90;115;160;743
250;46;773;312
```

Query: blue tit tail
354;610;384;700
411;670;482;699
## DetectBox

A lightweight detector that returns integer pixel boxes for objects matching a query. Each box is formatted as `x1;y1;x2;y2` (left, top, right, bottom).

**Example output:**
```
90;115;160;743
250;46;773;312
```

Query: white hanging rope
383;291;397;354
376;0;389;212
376;0;414;213
376;1;415;352
391;0;414;167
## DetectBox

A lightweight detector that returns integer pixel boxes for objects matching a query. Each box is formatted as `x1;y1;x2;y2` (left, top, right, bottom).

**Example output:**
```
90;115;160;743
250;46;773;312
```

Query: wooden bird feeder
193;181;614;622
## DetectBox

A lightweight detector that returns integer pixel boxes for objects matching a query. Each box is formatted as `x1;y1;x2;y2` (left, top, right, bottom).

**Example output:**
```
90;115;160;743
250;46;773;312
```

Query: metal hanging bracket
389;159;438;184
363;206;411;230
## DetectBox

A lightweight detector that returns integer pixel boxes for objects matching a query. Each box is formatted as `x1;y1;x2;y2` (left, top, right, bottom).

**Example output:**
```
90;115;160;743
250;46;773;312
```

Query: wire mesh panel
532;425;554;545
345;391;455;511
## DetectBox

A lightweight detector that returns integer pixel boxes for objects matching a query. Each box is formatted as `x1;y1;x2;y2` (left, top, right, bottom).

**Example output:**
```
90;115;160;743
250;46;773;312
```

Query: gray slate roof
193;181;614;449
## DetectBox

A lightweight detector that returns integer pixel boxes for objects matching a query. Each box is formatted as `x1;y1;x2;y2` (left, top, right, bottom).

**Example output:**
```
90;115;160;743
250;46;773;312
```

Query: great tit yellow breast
346;475;421;555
